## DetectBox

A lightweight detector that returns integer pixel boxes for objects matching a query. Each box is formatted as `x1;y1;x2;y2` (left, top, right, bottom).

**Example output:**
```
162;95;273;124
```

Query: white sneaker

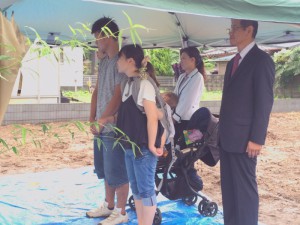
98;210;129;225
86;202;113;218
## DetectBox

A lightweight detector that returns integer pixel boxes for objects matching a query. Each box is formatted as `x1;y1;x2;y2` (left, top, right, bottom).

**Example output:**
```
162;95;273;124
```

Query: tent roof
94;0;300;24
2;0;300;48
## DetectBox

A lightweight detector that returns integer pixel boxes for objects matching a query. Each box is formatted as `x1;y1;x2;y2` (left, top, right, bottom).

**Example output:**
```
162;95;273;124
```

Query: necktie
231;53;241;76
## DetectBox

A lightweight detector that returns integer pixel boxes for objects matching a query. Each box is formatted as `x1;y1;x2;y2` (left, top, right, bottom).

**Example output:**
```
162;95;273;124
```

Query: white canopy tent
1;0;300;48
10;45;83;104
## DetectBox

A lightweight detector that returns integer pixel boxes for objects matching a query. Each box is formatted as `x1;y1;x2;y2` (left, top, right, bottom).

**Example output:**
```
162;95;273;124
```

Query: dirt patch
1;112;300;225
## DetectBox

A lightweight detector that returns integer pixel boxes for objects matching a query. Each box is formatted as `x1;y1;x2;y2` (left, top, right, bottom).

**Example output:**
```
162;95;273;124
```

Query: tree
273;47;300;88
145;48;179;76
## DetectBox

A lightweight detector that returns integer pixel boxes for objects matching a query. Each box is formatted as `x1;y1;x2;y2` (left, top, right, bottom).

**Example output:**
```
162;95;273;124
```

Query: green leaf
41;124;50;134
132;143;136;157
101;26;115;38
112;127;126;136
25;26;42;40
96;137;102;150
119;143;126;152
0;138;9;149
76;22;91;32
0;73;8;80
54;133;61;142
130;29;136;45
0;55;13;60
12;147;18;155
118;30;124;50
112;140;118;150
133;30;142;45
123;11;133;27
68;129;75;140
132;24;147;30
69;25;77;35
74;121;85;132
32;139;38;148
21;128;27;145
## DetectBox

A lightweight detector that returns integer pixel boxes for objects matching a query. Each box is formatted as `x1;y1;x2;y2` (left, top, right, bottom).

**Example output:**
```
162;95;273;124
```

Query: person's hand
156;147;164;156
246;141;262;158
97;117;107;134
90;121;99;135
149;145;163;157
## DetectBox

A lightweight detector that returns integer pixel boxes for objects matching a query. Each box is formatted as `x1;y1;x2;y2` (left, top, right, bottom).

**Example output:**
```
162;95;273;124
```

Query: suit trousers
220;148;258;225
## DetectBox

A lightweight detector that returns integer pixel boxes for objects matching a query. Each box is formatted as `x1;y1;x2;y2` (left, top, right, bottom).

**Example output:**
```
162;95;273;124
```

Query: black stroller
128;107;220;225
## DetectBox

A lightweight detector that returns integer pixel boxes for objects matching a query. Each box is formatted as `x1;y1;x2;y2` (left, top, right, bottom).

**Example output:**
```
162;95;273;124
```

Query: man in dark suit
219;19;275;225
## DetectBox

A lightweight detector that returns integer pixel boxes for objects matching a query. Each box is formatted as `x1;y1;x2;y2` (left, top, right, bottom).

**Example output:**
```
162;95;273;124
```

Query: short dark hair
91;17;119;39
162;92;178;109
240;20;258;38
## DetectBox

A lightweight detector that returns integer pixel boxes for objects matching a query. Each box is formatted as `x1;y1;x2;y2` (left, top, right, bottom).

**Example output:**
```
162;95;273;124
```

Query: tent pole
169;12;189;47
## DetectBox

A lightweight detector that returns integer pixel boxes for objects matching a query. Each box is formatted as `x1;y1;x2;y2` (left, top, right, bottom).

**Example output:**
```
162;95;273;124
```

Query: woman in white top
173;46;206;142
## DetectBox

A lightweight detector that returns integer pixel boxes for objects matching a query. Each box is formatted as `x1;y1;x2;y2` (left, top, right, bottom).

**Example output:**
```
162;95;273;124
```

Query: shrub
273;47;300;88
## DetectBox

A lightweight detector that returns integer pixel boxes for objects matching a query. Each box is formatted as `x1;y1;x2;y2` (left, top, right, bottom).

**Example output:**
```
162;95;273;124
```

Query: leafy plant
145;48;179;76
273;47;300;88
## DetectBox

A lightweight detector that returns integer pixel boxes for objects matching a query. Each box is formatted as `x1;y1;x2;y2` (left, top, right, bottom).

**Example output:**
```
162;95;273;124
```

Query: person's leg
115;183;129;214
134;199;143;225
104;180;116;209
231;153;258;225
93;135;105;179
98;137;129;225
134;147;158;225
220;148;237;225
124;149;143;224
141;205;157;225
86;135;113;218
102;133;129;210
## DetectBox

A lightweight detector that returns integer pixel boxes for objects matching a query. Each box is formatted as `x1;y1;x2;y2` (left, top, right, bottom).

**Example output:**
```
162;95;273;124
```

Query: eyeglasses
226;26;244;34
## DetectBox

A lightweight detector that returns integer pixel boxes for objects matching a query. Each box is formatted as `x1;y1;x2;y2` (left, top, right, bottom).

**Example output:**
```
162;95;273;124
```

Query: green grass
201;90;222;101
63;89;223;103
59;89;298;104
62;90;92;103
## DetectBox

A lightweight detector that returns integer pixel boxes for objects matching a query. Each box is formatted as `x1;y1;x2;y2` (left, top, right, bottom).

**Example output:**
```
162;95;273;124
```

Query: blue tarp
0;167;224;225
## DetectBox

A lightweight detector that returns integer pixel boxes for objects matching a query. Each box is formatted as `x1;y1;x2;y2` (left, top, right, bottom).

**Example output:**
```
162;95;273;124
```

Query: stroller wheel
182;195;198;206
153;208;162;225
128;195;135;211
198;200;218;217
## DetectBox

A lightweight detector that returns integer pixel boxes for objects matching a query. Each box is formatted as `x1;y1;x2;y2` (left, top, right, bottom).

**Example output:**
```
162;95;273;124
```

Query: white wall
59;47;83;87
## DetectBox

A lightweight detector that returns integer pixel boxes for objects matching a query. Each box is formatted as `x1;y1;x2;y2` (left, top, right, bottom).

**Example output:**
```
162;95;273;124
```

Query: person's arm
144;99;163;157
157;108;164;120
247;55;275;158
173;75;203;122
97;84;122;132
90;78;99;135
100;84;122;118
97;114;117;132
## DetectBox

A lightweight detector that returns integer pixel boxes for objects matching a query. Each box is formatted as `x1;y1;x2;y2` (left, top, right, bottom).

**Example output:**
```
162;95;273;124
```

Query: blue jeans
125;147;158;206
94;133;128;187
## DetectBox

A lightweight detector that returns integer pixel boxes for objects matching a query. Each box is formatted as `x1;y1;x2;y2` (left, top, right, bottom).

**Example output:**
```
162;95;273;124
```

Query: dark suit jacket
219;44;275;153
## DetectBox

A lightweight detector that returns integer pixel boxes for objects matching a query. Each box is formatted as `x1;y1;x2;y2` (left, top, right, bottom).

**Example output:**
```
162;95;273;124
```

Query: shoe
98;210;129;225
86;202;113;218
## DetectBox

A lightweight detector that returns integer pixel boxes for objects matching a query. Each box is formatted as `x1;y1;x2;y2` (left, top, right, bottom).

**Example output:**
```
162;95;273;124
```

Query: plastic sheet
0;167;224;225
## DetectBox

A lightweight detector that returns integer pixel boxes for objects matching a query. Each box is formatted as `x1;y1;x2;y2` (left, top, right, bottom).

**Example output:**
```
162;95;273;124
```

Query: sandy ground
0;112;299;225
